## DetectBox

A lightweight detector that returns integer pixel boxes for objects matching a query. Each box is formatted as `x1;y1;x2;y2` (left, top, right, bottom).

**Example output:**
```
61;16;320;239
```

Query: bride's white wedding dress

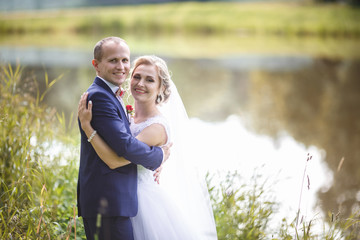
130;116;198;240
130;80;217;240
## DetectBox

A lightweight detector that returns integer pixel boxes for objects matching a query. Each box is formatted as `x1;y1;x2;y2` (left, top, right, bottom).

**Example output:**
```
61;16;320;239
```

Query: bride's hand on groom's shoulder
78;92;93;131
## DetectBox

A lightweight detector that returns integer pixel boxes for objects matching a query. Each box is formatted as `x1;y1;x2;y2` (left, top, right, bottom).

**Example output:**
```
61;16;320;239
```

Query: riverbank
1;2;359;37
1;2;359;59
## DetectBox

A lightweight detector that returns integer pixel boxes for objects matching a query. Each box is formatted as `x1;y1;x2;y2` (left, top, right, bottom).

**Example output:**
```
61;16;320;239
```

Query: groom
78;37;170;240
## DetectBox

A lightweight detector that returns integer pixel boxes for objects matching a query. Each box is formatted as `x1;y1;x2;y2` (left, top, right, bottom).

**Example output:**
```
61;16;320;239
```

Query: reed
0;63;84;239
295;153;312;239
207;161;360;239
207;169;277;239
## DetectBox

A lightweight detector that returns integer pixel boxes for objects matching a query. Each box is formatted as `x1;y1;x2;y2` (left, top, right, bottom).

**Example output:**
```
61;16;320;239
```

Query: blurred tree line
0;0;212;12
1;0;359;12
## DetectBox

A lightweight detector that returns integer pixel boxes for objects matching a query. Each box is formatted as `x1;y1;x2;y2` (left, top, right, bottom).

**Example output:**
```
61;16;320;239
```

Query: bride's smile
131;64;161;104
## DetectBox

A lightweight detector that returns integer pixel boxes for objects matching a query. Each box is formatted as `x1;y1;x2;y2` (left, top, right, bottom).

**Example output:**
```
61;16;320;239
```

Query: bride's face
131;64;161;104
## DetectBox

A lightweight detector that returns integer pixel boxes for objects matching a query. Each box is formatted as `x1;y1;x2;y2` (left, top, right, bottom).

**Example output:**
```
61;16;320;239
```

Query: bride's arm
78;93;167;169
80;120;131;169
81;119;166;169
78;92;130;169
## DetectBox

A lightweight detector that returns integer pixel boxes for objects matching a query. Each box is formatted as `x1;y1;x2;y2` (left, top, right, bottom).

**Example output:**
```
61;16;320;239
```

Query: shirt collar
97;76;119;94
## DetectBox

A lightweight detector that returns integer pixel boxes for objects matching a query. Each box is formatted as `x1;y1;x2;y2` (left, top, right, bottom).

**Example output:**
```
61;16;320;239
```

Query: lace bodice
130;115;171;181
130;115;171;147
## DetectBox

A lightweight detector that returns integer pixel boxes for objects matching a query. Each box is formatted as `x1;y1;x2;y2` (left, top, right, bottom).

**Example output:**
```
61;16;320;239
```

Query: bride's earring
156;94;162;104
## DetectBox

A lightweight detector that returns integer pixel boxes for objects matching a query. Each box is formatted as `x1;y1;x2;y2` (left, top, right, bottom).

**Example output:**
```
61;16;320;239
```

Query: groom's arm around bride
77;36;169;240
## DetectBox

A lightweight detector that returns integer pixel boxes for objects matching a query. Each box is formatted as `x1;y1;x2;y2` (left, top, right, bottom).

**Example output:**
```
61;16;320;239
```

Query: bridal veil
157;80;217;239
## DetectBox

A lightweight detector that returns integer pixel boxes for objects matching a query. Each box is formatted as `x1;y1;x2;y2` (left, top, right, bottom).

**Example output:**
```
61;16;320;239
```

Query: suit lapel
94;77;130;125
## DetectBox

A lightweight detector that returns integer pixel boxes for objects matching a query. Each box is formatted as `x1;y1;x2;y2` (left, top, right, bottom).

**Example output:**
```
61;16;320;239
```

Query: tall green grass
0;64;84;239
209;170;277;239
208;168;360;239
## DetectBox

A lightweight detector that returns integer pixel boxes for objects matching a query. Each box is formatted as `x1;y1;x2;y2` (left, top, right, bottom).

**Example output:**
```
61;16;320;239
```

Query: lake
1;33;359;229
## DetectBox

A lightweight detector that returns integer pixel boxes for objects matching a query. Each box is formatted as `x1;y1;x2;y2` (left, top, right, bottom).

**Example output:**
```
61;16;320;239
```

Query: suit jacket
77;77;163;218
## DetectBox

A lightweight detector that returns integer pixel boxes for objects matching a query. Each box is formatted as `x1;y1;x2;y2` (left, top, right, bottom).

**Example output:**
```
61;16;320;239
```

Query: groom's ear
92;59;100;70
92;59;97;67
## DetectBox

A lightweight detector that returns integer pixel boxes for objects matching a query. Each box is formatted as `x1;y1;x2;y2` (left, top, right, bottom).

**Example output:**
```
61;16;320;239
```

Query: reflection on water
1;45;359;221
246;59;360;219
187;116;327;224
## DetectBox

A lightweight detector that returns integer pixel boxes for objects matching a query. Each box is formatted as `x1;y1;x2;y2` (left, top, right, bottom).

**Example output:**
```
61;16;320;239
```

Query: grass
1;2;359;37
0;63;359;239
1;2;359;59
0;63;83;239
209;169;277;239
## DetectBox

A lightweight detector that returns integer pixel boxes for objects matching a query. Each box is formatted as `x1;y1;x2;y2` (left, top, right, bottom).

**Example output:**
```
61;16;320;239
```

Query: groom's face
92;41;130;86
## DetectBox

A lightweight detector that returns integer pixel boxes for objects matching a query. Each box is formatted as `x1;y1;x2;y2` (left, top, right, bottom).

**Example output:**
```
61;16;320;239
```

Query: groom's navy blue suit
78;77;163;239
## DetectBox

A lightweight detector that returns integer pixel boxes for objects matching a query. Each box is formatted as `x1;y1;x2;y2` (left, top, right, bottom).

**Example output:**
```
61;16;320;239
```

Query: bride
78;55;217;239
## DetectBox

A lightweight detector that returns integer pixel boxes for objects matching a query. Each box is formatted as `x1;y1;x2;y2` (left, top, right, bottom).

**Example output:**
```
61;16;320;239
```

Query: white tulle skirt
131;166;199;240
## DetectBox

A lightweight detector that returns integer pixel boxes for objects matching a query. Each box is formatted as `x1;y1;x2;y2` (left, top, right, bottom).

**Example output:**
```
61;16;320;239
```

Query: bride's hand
153;164;163;184
78;92;93;131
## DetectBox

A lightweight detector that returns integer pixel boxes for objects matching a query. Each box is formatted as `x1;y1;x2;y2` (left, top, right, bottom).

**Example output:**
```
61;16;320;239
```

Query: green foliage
0;63;85;239
321;210;360;240
208;170;277;239
207;170;360;240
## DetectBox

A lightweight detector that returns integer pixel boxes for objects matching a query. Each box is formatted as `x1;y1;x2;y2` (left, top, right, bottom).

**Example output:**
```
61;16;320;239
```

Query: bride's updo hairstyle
131;55;171;105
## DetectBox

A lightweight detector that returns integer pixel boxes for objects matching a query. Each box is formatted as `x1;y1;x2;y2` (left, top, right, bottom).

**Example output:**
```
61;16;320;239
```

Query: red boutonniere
126;105;134;119
126;105;134;114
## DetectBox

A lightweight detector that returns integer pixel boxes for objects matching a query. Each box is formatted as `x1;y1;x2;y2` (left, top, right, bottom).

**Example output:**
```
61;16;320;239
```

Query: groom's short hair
93;36;127;61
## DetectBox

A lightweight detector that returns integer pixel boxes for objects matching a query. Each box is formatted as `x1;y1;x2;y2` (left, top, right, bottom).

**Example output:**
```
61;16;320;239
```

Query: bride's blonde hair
130;55;172;104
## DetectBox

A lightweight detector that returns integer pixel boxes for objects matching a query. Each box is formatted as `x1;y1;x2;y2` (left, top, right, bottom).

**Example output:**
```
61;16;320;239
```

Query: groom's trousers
83;216;134;240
